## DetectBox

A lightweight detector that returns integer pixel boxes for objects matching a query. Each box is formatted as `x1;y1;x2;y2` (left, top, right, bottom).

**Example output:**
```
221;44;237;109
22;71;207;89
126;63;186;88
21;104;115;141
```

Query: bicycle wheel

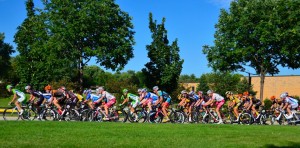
259;114;267;125
22;108;37;121
136;110;147;123
40;108;57;121
239;113;252;125
170;111;185;123
119;110;128;123
80;109;90;121
3;108;20;121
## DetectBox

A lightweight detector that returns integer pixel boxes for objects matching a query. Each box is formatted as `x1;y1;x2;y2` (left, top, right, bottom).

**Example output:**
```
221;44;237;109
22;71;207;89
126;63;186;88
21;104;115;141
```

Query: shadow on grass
262;142;300;148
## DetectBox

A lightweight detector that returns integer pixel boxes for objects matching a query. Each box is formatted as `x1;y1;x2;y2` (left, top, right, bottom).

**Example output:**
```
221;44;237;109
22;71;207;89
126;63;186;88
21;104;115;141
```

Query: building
250;75;300;99
180;83;199;92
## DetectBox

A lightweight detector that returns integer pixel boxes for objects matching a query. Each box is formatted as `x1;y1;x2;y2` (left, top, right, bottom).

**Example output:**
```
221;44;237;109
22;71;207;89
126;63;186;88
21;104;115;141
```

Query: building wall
180;83;199;92
251;75;300;99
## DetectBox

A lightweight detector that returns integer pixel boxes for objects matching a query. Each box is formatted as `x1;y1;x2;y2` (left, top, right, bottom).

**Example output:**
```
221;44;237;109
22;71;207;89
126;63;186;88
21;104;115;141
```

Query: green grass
0;121;299;148
0;97;11;107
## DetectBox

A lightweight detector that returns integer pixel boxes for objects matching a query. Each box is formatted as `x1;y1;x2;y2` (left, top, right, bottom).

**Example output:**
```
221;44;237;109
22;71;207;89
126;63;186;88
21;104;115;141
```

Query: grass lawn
0;121;299;148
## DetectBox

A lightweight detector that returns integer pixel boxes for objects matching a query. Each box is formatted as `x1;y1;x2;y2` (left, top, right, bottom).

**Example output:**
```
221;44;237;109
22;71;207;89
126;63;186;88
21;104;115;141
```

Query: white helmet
207;90;213;94
280;93;287;98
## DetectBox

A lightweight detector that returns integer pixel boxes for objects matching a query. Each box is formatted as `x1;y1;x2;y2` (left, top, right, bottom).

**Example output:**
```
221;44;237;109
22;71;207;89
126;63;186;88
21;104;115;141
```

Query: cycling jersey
86;93;101;103
101;91;116;102
12;89;26;103
284;97;298;108
125;93;139;103
144;92;159;104
28;90;44;105
189;94;199;102
157;90;171;103
212;93;224;102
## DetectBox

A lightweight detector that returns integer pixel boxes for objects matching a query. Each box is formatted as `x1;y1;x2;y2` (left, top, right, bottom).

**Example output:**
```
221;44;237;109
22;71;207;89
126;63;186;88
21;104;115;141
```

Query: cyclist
280;93;298;119
43;85;52;104
120;89;140;121
6;85;26;115
226;91;241;121
188;91;199;122
95;86;116;120
51;86;67;115
250;94;262;119
203;90;225;124
84;89;101;109
178;90;189;107
65;90;79;108
139;88;159;111
25;85;45;115
153;86;171;122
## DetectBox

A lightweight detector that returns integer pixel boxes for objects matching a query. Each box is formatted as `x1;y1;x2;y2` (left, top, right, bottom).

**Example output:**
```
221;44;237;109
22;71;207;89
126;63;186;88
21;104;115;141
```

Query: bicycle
39;103;57;121
3;102;37;121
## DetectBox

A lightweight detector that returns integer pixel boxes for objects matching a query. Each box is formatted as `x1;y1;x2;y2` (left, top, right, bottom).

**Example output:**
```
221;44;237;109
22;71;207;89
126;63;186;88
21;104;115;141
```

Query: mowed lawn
0;121;299;148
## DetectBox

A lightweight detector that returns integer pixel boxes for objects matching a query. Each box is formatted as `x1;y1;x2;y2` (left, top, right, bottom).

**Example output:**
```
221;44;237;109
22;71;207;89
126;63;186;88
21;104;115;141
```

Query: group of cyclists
5;84;299;123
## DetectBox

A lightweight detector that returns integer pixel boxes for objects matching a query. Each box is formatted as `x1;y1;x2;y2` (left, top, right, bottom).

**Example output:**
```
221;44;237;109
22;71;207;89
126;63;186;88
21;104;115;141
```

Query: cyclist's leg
162;102;170;120
216;100;225;122
104;99;116;117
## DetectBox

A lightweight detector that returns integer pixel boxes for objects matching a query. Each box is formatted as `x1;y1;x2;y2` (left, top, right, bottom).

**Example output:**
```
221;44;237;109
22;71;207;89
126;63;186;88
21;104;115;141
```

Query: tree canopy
14;0;135;91
0;33;15;81
203;0;300;99
142;13;184;93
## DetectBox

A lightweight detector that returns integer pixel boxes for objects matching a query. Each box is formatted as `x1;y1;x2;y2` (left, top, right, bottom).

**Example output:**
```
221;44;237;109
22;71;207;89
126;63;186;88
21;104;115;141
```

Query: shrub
264;98;272;110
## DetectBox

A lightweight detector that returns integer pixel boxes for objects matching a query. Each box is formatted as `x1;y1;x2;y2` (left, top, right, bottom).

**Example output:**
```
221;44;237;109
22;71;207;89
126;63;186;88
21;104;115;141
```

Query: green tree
45;0;135;92
197;72;255;96
179;74;199;83
203;0;300;100
142;13;184;93
0;33;15;81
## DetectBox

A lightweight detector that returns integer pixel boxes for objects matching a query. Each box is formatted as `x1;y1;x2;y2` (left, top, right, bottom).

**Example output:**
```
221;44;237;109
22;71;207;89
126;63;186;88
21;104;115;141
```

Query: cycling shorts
36;96;45;106
17;95;26;103
215;100;225;109
162;102;170;108
131;101;139;108
105;98;116;108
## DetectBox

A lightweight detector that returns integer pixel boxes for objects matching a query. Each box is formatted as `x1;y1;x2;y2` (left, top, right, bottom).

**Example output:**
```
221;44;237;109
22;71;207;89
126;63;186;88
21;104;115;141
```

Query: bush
0;83;12;98
264;98;272;110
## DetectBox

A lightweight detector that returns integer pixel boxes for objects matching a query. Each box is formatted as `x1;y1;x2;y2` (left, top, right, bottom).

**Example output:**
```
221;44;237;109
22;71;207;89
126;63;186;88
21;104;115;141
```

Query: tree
142;13;184;93
203;0;300;100
0;33;15;81
197;72;255;96
14;0;135;92
179;74;199;83
45;0;135;92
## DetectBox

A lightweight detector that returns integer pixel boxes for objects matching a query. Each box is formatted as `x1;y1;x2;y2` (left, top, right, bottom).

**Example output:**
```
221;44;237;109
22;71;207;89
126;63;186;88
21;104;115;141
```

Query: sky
1;0;300;77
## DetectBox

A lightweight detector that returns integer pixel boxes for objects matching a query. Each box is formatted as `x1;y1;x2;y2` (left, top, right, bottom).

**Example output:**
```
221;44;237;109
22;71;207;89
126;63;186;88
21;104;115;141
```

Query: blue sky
1;0;300;77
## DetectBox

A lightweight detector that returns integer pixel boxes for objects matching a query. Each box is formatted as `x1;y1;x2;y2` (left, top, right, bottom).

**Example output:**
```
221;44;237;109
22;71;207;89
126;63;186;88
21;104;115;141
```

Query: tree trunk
79;55;84;94
259;71;265;102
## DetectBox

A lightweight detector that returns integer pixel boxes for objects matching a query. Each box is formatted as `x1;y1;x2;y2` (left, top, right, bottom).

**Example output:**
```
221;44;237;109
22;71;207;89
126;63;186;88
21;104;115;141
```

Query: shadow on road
262;142;300;148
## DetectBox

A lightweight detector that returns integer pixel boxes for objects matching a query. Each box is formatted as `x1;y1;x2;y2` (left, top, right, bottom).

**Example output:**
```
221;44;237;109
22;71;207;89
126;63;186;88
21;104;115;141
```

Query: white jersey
102;91;115;101
212;93;224;102
285;97;298;106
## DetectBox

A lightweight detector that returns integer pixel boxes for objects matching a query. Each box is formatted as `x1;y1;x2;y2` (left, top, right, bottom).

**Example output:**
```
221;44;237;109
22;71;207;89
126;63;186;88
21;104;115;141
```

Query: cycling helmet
197;91;203;94
141;88;147;93
122;89;128;93
44;85;52;91
207;90;213;94
225;91;233;95
280;93;287;98
243;91;249;96
60;86;66;91
153;86;159;91
137;88;143;93
181;90;187;94
98;86;104;91
25;86;31;90
6;85;12;90
270;96;276;100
